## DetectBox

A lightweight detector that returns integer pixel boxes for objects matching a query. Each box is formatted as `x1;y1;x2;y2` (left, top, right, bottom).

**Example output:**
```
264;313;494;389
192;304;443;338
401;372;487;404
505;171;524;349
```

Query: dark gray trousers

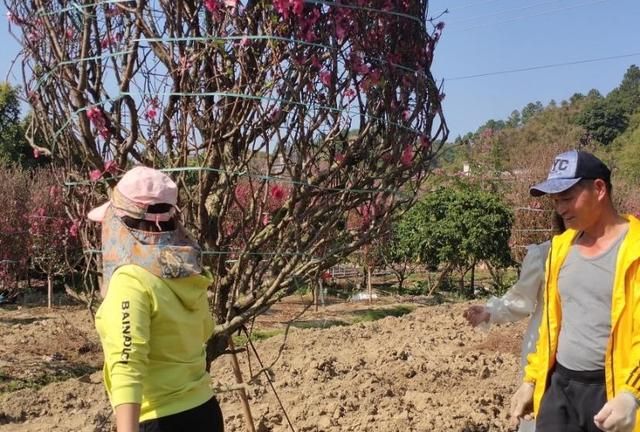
536;363;607;432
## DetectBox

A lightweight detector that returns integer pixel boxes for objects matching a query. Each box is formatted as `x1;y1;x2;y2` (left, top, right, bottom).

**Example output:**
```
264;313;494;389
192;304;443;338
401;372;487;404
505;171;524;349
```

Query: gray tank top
555;227;627;371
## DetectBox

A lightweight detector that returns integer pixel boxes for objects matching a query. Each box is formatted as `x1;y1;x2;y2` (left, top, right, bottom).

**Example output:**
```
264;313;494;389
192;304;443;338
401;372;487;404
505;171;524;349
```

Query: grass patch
232;328;283;346
291;319;349;329
0;363;98;394
351;305;415;323
230;305;416;346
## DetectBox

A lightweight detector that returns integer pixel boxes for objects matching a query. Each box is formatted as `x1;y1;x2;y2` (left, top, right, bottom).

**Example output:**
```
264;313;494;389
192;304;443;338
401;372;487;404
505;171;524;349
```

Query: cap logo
552;159;569;172
548;151;578;179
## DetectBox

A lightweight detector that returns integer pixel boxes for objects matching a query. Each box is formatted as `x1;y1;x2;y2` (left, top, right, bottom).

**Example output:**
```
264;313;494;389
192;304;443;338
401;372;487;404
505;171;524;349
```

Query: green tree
570;93;585;104
506;110;521;128
521;101;544;124
395;185;514;297
577;99;628;145
0;83;42;168
608;64;640;116
612;111;640;183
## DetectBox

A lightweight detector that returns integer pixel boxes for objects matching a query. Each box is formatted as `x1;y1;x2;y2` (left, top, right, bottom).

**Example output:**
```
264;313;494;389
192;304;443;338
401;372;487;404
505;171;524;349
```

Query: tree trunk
470;262;476;295
47;274;53;309
427;262;454;297
314;280;319;312
367;265;372;304
318;279;325;308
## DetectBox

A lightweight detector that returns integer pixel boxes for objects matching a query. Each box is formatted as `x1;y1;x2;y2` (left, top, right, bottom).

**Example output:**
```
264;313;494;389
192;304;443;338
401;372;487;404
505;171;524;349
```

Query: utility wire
449;0;562;23
457;0;610;31
445;52;640;81
449;0;506;12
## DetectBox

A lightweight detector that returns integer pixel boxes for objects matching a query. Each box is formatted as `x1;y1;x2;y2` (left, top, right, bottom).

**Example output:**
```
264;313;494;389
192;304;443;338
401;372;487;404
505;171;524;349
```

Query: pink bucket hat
87;166;178;223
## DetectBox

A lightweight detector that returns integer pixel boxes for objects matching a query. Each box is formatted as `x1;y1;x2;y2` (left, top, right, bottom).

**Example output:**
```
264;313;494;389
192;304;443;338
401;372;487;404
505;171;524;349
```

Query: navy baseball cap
529;150;611;197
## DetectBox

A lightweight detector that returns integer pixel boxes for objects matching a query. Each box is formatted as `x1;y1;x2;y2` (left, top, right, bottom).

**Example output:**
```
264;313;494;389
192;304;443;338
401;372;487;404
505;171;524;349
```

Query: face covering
100;206;202;298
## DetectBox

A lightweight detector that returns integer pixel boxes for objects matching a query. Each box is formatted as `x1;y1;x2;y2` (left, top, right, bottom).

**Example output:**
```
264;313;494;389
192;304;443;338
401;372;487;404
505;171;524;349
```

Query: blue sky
429;0;640;138
1;1;639;140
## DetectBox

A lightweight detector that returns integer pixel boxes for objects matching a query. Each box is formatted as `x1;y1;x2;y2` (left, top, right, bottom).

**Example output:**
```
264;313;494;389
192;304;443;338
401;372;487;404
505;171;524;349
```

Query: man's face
550;181;603;230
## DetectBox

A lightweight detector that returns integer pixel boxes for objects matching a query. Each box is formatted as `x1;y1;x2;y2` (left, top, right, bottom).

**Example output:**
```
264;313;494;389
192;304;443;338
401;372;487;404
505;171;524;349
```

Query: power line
449;0;563;24
457;0;610;31
450;0;507;11
445;52;640;81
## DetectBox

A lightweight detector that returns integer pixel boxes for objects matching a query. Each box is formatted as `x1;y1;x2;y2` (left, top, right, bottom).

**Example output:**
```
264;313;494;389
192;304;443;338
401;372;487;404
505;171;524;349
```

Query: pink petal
104;160;118;174
400;145;414;167
89;169;103;181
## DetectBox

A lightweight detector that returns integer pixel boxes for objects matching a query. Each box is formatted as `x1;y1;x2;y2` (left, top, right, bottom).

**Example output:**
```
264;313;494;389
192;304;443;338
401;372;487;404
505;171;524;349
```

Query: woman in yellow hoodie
88;166;223;432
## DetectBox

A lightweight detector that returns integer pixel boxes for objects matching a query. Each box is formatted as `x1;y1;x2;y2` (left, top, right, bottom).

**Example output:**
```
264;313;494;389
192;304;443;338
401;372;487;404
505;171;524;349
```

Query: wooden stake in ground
228;338;256;432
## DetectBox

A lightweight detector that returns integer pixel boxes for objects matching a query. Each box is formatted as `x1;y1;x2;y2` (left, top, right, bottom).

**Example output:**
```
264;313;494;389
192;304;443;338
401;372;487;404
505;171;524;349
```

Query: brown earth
0;298;525;432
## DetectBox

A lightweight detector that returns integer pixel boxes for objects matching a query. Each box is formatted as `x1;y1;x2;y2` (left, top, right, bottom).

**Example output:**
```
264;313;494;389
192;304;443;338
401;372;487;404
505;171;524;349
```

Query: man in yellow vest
510;150;640;432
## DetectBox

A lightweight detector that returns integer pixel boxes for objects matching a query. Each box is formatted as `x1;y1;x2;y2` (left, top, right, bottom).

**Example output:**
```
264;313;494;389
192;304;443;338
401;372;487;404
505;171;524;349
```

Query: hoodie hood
165;270;213;311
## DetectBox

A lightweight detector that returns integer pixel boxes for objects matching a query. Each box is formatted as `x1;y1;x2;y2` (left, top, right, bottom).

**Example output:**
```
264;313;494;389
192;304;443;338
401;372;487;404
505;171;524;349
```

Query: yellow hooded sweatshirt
524;215;640;431
95;264;214;422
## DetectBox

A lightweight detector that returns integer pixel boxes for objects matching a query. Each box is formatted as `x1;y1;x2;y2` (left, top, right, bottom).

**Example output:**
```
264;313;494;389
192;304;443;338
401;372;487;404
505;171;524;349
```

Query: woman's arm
486;242;547;324
96;268;152;432
115;403;141;432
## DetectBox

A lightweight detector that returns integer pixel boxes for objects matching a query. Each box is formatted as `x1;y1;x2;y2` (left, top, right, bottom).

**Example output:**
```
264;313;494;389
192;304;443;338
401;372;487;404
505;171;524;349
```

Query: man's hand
594;392;638;432
462;305;491;327
510;382;535;428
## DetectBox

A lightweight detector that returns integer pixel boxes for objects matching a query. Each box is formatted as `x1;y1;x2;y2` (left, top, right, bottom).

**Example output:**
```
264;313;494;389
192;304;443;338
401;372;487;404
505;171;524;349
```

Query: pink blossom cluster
225;181;290;238
297;7;320;42
100;32;123;49
87;106;110;140
273;0;304;19
145;98;160;121
89;160;119;181
28;180;81;274
204;0;237;16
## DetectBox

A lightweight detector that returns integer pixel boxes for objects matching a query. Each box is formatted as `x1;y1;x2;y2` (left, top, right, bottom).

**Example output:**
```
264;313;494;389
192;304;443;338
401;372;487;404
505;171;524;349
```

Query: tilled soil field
0;300;524;431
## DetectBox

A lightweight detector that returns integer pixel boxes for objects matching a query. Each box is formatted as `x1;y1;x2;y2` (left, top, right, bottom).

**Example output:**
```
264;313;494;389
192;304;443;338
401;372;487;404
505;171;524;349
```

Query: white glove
510;382;535;428
594;392;638;432
462;305;490;327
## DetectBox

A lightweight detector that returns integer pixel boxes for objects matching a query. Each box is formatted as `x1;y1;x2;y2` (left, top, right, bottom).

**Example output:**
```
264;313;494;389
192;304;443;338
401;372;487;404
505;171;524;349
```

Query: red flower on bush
104;160;119;174
7;10;21;25
89;169;103;181
105;6;122;17
100;34;116;49
86;106;110;139
420;135;431;150
310;55;322;71
400;145;414;167
320;70;331;87
270;184;287;201
145;107;157;120
204;0;220;13
343;87;356;99
274;0;304;19
68;221;79;238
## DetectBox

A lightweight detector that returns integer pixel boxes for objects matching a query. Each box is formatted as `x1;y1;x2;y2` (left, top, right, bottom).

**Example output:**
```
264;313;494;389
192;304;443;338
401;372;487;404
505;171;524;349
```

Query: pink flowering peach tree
28;173;82;308
7;0;447;358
